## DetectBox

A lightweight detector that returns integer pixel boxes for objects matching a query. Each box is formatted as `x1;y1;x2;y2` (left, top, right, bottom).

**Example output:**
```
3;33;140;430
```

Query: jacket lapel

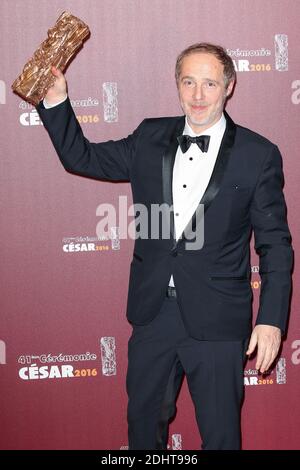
180;112;237;244
162;116;185;240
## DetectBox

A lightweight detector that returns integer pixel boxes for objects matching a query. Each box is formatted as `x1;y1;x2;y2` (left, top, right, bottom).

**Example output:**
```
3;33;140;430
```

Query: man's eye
207;82;216;87
183;80;193;87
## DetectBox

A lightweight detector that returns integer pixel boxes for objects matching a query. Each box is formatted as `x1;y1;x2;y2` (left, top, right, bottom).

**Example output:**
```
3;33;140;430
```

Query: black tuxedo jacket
37;98;293;340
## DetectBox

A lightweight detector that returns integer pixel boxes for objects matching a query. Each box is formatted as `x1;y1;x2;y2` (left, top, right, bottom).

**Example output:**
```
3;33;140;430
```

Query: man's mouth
191;104;207;112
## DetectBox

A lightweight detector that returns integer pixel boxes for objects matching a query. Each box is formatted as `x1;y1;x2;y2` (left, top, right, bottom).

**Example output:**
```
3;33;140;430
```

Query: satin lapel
162;116;185;240
180;112;237;244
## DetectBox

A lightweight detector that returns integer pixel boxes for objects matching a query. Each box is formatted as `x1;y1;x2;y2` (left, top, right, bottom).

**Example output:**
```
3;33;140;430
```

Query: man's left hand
246;324;282;373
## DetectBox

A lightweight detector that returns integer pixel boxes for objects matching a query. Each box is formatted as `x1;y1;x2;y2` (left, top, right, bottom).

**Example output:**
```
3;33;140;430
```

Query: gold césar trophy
12;11;90;105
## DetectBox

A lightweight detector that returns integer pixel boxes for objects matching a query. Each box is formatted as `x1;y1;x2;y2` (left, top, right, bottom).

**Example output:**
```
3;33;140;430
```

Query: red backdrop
0;0;299;450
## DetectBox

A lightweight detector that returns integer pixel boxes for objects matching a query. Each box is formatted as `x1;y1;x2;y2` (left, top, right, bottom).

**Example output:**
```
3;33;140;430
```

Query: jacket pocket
210;275;248;281
133;252;143;262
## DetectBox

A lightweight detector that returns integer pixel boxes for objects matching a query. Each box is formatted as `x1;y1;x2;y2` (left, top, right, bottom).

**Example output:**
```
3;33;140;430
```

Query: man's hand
246;324;281;373
44;66;67;105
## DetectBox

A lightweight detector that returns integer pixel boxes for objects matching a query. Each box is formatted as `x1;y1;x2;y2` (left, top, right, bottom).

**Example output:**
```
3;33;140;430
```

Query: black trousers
126;295;248;450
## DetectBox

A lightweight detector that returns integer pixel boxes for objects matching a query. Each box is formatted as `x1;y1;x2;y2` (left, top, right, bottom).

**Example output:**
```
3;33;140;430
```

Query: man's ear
226;80;235;97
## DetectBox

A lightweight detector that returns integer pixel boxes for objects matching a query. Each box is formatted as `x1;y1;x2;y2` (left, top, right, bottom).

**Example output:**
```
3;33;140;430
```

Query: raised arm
37;67;141;181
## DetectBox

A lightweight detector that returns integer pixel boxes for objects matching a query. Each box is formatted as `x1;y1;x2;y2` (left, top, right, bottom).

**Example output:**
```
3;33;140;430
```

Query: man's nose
193;84;204;100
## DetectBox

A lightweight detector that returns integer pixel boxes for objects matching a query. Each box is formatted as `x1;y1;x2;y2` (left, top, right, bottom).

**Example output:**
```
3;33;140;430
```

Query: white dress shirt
169;114;226;286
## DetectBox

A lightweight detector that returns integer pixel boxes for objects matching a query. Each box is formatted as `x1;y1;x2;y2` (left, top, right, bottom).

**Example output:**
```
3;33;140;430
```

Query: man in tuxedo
37;43;293;450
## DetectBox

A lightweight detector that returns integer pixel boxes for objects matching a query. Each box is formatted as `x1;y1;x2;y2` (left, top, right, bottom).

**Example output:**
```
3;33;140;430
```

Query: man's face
177;52;234;133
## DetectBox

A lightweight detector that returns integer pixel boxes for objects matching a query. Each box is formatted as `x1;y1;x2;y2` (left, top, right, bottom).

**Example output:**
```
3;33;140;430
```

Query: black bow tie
177;134;210;154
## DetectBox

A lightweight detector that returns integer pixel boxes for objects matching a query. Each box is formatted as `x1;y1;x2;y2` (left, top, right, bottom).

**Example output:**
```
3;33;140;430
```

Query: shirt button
175;213;179;216
189;157;193;161
183;184;187;188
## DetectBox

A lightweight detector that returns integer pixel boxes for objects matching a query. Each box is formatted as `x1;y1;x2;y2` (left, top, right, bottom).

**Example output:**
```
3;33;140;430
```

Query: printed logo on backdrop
18;101;43;126
291;80;300;104
100;337;117;376
103;82;118;123
244;357;286;386
291;339;300;365
17;337;118;380
251;265;261;291
168;434;182;450
0;340;6;364
62;228;120;253
227;34;288;73
17;351;98;380
71;96;100;125
0;80;6;104
18;81;118;126
18;97;100;127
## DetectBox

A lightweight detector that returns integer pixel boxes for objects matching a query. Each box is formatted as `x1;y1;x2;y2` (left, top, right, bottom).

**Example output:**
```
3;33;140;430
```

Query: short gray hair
175;42;236;88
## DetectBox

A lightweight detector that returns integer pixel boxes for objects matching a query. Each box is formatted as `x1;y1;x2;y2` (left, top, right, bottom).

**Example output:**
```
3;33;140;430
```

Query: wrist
44;94;67;108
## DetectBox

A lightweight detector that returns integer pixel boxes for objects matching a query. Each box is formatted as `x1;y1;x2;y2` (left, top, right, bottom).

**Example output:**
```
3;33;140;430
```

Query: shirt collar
183;113;226;138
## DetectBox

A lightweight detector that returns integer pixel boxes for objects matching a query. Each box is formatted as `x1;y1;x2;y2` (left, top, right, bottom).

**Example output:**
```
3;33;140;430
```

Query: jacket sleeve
250;144;293;334
36;97;142;181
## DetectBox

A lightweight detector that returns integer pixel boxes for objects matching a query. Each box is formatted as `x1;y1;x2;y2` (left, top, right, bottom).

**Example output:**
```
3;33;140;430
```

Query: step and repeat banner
1;0;299;450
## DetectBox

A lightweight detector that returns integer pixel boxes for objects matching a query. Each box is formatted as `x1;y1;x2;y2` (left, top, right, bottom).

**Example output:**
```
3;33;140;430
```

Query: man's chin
188;116;209;129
